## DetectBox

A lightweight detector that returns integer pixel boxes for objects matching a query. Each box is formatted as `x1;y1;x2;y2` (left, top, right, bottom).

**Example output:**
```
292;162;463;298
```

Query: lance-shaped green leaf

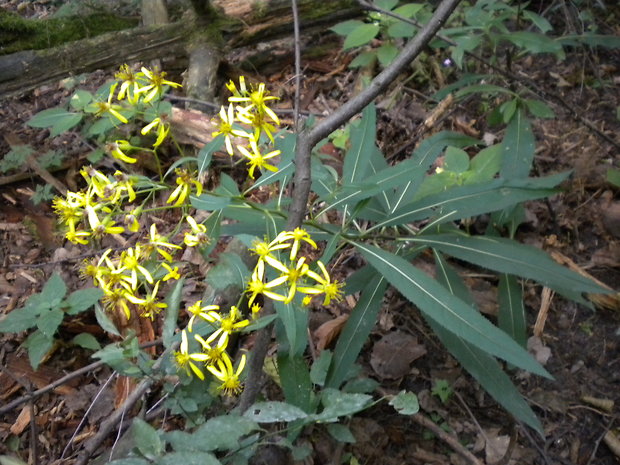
389;132;480;213
354;242;551;378
415;233;607;303
342;103;378;185
319;159;429;216
371;173;568;230
498;274;527;347
433;255;542;434
501;107;535;179
325;275;387;389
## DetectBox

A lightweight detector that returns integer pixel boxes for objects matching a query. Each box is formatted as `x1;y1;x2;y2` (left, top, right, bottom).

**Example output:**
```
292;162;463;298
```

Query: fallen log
0;0;362;99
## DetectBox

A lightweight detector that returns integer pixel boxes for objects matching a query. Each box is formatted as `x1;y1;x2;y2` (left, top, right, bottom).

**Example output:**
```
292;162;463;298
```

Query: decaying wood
0;0;361;99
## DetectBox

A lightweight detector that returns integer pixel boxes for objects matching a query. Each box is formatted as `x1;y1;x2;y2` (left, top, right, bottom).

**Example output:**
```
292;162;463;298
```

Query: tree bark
0;0;361;99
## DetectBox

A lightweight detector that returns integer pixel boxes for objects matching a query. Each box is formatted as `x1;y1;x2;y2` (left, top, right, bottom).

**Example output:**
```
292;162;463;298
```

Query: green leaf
343;103;378;185
444;146;470;173
274;301;307;357
498;274;526;347
343;23;380;50
131;418;162;459
393;3;424;18
389;390;420;415
522;10;552;33
278;353;313;412
349;51;377;68
430;251;543;434
23;330;54;370
94;303;120;336
92;343;137;373
607;168;620;188
354;243;551;377
326;423;356;443
243;401;309;423
313;388;372;422
37;308;63;338
0;305;40;333
71;333;101;350
501;108;534;178
163;278;185;349
523;99;555;119
373;175;564;230
65;288;103;315
331;20;365;37
27;108;82;137
375;0;398;10
387;21;416;38
455;84;515;99
192;415;258;451
107;459;150;465
503;31;564;57
467;144;502;182
40;273;67;308
69;90;93;110
198;138;222;176
205;252;249;291
419;233;607;302
376;42;399;67
155;452;221;465
0;455;29;465
326;276;387;389
310;350;332;387
558;34;620;49
389;131;480;213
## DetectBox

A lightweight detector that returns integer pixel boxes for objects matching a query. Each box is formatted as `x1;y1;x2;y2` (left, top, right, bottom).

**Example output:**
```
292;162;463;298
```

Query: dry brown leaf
314;314;349;352
484;428;510;464
370;331;426;379
10;405;31;435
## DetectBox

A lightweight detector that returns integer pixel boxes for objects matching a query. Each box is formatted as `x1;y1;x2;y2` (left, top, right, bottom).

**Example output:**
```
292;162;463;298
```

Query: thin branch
287;0;463;228
291;0;302;129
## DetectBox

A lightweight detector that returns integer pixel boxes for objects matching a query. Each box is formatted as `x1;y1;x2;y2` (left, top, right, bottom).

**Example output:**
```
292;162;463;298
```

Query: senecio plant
1;55;609;462
45;66;343;398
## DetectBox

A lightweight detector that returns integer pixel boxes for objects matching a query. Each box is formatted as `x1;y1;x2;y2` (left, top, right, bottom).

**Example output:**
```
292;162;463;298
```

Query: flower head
167;168;203;206
207;352;246;396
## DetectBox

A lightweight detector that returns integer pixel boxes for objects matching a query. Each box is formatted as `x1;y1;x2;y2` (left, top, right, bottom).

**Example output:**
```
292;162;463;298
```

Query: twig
73;343;175;465
357;0;620;150
0;340;161;416
411;412;486;465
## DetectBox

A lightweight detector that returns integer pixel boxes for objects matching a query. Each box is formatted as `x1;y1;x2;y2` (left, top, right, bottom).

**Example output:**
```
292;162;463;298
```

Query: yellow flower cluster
174;303;250;396
81;228;181;320
212;76;281;179
53;166;138;245
90;64;182;163
246;228;344;306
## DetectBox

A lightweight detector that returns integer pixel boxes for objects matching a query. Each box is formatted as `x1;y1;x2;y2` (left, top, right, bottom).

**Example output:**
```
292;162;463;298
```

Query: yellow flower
207;352;246;397
212;104;252;156
144;224;182;261
141;117;170;148
115;64;142;103
125;280;167;319
236;106;278;143
106;140;137;164
52;193;85;226
246;268;287;307
167;168;203;206
186;300;220;332
65;223;91;245
119;245;153;289
225;76;248;98
161;263;180;281
249;238;290;280
237;138;280;179
174;330;209;380
112;170;137;203
101;285;134;320
183;215;209;247
228;81;279;124
194;333;227;365
299;260;344;305
137;67;182;103
85;206;125;238
274;228;318;260
90;83;128;123
204;306;250;348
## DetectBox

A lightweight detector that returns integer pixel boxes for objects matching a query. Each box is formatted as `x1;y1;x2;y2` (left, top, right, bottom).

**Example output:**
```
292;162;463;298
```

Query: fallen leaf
370;331;426;379
9;406;31;435
314;314;349;351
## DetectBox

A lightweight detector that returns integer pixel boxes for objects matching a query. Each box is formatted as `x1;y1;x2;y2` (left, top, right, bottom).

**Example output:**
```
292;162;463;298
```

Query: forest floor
1;1;620;465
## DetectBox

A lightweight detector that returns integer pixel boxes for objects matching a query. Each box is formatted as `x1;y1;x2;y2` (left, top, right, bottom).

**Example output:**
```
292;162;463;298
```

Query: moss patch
0;9;138;55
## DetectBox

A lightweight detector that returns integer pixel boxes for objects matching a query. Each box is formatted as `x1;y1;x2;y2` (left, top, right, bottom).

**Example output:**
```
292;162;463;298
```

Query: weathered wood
0;0;361;99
